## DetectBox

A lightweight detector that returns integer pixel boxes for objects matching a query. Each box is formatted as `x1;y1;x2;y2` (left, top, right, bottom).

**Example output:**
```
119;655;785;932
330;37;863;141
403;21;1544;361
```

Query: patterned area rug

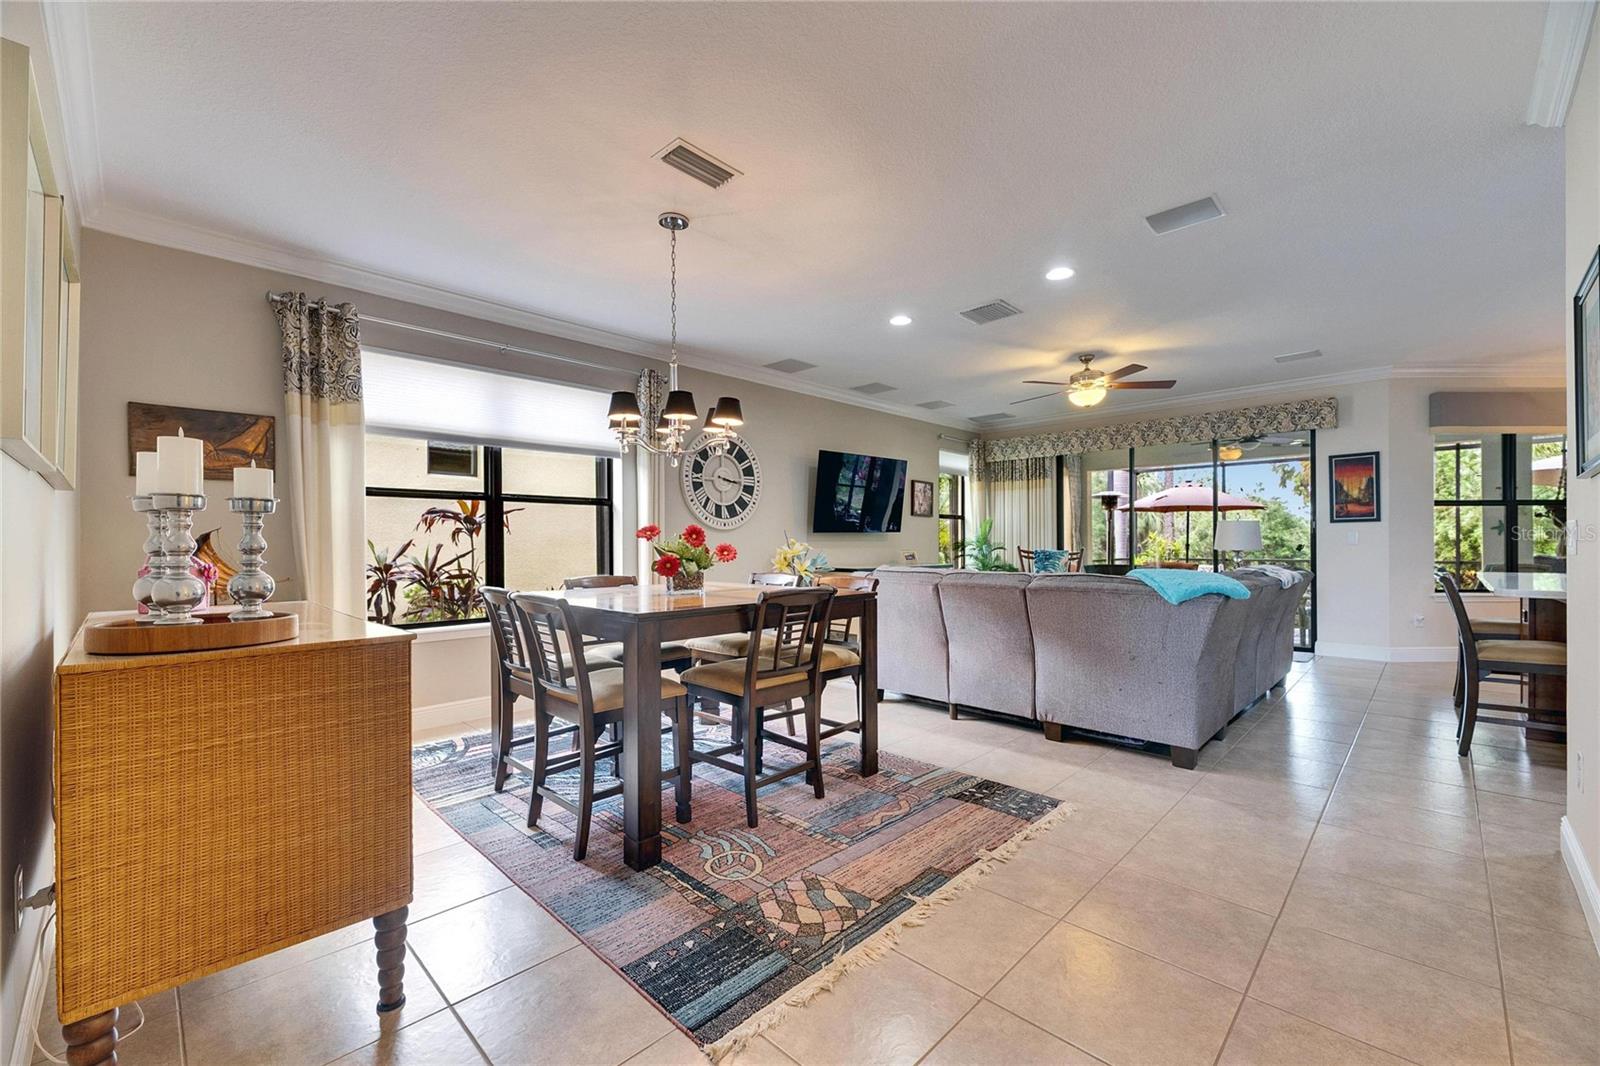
412;724;1067;1058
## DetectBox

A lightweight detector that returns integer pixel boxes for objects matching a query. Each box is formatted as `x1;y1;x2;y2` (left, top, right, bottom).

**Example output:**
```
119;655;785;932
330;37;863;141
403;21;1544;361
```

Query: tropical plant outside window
1433;433;1566;591
938;472;965;565
364;433;615;626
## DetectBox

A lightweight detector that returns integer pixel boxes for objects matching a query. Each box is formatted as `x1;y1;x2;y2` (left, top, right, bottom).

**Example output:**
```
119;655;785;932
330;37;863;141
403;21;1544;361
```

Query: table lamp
1216;519;1262;569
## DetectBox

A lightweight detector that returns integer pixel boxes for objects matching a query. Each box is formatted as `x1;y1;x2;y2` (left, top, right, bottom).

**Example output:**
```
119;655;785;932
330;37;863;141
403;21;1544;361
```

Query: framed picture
1575;246;1600;478
909;478;935;517
1;40;80;489
128;402;276;479
1328;451;1381;522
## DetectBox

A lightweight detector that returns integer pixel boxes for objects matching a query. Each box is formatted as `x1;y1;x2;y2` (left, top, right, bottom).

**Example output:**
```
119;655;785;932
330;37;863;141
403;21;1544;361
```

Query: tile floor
31;658;1599;1065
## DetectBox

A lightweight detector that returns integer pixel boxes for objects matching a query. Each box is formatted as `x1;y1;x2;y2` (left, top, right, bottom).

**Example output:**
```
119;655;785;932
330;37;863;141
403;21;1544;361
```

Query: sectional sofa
870;566;1311;767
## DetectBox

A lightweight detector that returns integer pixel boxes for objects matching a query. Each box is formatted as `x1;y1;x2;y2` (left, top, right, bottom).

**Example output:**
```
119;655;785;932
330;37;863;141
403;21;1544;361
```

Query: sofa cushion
871;567;951;701
1030;548;1072;573
938;572;1036;718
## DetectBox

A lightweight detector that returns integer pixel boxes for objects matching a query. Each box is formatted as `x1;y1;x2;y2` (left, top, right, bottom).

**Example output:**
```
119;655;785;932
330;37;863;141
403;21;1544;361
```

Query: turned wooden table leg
374;906;408;1013
62;1007;118;1066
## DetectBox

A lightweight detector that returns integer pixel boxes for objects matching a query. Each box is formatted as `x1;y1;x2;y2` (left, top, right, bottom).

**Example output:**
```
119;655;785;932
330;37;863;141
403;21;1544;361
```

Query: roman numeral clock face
682;433;761;529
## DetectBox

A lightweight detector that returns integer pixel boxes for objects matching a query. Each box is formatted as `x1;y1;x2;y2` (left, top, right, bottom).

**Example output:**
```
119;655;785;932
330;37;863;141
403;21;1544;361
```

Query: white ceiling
51;1;1567;429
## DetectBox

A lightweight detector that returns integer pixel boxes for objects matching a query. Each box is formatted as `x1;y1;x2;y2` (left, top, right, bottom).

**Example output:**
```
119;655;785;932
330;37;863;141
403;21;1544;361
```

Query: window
938;472;965;565
364;433;615;626
1434;433;1566;590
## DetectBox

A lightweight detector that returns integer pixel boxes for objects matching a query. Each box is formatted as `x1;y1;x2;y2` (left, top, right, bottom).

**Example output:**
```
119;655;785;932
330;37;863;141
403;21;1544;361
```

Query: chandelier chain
669;229;678;367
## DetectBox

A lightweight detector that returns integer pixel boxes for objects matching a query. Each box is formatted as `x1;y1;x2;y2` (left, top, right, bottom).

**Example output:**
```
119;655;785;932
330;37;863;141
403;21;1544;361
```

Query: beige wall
1563;15;1600;947
0;3;80;1056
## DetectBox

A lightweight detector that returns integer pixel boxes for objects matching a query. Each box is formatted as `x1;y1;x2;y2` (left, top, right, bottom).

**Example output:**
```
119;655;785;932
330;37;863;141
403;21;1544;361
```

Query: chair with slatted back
510;592;692;859
809;574;877;742
483;586;619;792
560;574;695;671
678;587;836;827
1067;549;1085;573
1440;574;1566;756
684;570;804;735
1018;549;1035;573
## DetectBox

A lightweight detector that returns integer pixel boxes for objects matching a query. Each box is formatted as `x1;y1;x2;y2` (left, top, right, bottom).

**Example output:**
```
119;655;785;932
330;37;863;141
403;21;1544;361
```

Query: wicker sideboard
53;602;415;1064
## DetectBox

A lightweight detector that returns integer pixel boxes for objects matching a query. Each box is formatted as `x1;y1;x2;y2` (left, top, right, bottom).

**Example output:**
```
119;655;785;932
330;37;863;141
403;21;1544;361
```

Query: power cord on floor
29;909;145;1065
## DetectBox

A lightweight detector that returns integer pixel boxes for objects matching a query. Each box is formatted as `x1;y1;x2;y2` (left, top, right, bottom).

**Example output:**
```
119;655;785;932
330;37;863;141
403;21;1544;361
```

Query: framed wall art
1328;451;1380;522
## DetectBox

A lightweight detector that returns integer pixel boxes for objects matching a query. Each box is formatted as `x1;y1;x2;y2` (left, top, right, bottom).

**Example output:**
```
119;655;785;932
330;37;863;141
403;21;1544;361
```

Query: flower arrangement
638;523;736;592
771;536;831;584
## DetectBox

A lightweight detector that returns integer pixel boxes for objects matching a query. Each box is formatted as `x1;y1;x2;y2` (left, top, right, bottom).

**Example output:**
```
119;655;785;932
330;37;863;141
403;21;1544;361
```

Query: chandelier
607;212;743;464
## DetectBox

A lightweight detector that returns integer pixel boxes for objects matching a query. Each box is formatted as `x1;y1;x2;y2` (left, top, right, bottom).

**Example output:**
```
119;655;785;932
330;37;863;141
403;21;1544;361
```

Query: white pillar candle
154;428;204;495
134;451;159;496
233;459;274;500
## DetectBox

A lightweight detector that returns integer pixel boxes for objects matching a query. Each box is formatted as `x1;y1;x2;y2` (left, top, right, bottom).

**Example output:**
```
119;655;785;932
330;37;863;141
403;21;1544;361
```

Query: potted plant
962;518;1020;572
638;523;737;594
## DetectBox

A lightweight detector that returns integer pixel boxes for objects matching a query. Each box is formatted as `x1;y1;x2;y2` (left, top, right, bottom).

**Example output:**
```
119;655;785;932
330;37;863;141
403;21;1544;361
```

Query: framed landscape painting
1329;451;1380;522
127;402;276;478
1576;246;1600;478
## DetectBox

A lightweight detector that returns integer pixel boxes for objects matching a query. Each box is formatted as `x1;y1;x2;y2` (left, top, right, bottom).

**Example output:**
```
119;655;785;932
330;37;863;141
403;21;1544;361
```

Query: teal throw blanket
1127;568;1251;605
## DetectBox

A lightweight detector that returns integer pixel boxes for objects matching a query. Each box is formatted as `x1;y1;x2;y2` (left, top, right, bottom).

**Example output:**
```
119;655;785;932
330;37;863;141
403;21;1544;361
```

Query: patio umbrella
1120;481;1265;560
1531;453;1565;487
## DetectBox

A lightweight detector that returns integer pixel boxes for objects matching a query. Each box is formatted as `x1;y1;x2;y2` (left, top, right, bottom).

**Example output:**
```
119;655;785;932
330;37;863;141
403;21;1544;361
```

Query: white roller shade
363;349;620;457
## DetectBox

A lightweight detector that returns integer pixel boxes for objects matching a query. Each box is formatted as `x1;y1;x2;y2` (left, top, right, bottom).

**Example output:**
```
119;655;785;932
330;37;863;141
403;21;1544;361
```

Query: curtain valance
970;396;1338;481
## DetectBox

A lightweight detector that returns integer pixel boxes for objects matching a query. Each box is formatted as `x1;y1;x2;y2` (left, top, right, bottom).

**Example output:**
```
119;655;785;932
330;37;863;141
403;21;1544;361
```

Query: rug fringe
701;800;1077;1062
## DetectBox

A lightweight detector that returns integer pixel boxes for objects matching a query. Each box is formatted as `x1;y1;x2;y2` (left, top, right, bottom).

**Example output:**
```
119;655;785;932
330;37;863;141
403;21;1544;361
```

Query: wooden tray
84;611;299;655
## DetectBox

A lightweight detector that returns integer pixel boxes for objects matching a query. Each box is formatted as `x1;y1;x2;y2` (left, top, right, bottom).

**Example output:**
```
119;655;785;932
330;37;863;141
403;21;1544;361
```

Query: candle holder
147;493;208;626
130;496;168;622
226;497;277;620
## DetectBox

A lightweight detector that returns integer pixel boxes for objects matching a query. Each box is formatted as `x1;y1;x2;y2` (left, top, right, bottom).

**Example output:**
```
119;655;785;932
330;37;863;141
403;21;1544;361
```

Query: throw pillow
1031;547;1070;573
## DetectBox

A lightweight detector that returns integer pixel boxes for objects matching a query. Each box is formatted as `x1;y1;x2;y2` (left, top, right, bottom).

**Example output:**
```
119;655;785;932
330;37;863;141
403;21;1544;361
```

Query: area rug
412;724;1069;1059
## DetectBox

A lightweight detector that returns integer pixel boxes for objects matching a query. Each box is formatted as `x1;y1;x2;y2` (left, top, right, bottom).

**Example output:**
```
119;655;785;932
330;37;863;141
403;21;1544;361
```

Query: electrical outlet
12;866;22;932
1411;614;1425;629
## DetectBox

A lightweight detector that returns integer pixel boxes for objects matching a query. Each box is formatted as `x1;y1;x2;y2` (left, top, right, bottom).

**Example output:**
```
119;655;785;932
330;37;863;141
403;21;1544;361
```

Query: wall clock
682;432;761;529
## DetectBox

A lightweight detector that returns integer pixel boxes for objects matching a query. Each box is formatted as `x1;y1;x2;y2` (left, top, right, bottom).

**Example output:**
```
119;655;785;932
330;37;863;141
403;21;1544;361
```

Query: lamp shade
663;389;699;421
709;397;744;427
1215;520;1263;552
607;390;642;423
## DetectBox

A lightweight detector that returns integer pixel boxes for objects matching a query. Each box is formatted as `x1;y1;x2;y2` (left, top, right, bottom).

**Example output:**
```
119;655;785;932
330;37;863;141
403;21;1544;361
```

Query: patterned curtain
269;292;365;617
979;456;1055;563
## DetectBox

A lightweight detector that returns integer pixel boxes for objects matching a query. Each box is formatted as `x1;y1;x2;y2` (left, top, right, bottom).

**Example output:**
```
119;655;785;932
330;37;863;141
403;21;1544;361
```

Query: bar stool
810;573;877;742
483;586;618;792
1441;574;1566;756
685;571;803;736
679;587;835;827
511;592;692;859
562;574;695;671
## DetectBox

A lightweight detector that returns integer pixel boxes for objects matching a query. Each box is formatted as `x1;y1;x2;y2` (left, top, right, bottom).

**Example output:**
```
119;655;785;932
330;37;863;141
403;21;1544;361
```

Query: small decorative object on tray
637;522;736;595
227;460;277;620
84;609;299;656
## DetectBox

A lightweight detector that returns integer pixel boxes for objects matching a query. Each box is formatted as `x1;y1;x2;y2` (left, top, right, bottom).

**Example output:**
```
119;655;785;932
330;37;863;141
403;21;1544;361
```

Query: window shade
362;349;620;457
1428;390;1564;434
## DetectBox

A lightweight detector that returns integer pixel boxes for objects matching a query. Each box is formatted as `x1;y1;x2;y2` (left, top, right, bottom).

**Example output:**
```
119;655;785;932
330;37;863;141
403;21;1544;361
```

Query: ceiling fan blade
1010;391;1064;405
1021;379;1071;386
1103;363;1149;382
1107;380;1177;389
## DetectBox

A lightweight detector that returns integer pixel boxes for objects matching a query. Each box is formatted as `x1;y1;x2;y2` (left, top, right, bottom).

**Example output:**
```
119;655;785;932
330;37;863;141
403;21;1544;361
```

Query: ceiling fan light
1067;383;1107;408
1217;444;1244;461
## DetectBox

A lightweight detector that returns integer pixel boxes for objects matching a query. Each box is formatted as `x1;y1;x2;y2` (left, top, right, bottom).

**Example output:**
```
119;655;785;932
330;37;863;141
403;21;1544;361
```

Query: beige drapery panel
270;292;365;617
978;457;1055;562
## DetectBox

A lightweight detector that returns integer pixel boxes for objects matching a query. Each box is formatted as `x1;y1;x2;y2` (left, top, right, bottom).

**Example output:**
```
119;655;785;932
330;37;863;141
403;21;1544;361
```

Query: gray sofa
872;566;1310;767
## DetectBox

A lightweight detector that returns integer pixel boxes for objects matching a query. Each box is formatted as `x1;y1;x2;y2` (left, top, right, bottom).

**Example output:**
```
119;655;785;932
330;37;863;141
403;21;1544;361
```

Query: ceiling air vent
764;358;817;373
853;382;897;395
970;412;1016;426
657;139;741;189
1145;196;1225;235
917;400;954;410
1273;348;1324;365
959;299;1023;325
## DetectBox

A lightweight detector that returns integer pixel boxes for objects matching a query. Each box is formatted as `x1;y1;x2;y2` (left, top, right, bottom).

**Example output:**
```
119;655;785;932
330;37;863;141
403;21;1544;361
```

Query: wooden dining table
552;581;880;870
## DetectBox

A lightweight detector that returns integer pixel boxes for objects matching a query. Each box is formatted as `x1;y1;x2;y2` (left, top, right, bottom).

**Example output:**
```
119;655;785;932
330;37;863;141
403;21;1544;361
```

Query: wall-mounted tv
812;449;907;533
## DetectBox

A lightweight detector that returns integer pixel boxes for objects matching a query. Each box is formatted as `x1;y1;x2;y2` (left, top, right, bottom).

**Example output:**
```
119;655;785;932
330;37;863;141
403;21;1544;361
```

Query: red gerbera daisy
714;543;738;563
653;554;682;577
681;524;707;548
636;524;661;541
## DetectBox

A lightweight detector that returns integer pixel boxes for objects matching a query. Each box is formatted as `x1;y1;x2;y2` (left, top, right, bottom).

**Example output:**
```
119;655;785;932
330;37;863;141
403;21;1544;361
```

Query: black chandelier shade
663;389;699;421
607;390;643;424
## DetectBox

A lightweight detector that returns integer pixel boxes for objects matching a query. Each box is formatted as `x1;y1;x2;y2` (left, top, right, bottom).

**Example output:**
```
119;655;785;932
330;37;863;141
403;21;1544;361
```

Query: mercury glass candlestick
147;493;208;625
226;497;277;620
130;495;168;621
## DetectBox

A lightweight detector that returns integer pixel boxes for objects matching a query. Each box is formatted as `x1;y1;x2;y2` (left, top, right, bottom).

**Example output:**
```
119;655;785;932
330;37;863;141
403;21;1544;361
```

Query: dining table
1476;569;1567;724
552;581;880;870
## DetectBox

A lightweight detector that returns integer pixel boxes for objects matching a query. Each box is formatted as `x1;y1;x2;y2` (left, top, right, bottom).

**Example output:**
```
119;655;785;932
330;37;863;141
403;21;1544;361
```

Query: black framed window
364;433;614;627
938;472;965;565
1433;433;1566;590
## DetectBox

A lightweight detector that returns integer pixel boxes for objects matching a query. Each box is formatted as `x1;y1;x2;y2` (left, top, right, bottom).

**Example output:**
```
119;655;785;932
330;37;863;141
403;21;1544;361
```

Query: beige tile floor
32;658;1599;1065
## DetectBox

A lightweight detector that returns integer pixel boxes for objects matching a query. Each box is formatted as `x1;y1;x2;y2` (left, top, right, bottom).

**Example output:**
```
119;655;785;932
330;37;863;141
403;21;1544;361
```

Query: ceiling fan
1012;352;1176;409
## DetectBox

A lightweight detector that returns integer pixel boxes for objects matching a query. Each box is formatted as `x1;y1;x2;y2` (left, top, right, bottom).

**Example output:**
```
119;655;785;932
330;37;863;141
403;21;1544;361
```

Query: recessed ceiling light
1045;266;1075;281
889;314;912;326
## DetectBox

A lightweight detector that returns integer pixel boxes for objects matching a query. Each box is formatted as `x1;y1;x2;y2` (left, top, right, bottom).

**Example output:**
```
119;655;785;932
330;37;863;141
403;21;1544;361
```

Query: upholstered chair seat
545;667;688;715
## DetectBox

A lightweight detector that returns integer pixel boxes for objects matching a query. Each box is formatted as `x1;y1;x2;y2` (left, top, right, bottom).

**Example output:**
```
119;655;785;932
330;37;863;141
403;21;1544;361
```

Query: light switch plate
1346;529;1359;545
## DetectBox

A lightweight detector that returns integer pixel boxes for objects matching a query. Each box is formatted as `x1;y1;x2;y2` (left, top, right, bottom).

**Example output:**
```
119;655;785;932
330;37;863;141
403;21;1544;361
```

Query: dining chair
510;592;692;859
1440;574;1566;756
678;586;836;827
560;574;695;672
685;570;803;733
810;574;878;741
1018;549;1035;573
483;586;619;792
1067;549;1085;572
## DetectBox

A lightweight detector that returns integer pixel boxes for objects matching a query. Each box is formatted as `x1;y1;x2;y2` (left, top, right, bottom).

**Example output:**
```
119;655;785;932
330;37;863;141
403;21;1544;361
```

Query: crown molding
1526;0;1597;127
40;0;104;219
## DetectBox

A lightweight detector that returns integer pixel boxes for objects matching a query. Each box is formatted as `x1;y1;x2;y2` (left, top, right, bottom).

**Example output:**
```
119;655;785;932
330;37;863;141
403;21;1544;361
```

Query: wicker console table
53;602;414;1064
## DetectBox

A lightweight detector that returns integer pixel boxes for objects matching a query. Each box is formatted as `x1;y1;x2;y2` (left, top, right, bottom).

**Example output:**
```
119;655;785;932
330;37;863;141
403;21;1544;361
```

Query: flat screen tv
812;449;907;533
